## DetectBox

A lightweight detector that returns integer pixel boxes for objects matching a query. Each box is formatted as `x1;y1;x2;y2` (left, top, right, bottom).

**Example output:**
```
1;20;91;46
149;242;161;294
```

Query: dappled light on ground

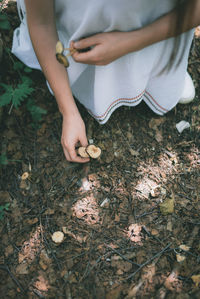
0;3;200;298
72;195;101;225
18;226;43;264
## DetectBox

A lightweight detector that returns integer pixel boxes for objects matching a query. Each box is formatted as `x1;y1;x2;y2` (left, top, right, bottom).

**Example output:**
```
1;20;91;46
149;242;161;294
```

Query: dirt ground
0;2;200;299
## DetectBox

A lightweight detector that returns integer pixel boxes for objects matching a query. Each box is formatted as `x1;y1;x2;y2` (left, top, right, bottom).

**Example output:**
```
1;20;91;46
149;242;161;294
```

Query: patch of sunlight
135;178;161;199
18;226;43;264
185;146;200;168
29;273;50;296
126;223;143;244
72;195;101;225
133;149;180;200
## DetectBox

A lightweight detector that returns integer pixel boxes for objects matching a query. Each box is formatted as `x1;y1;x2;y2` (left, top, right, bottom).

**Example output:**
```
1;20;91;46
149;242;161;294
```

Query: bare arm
24;0;89;163
72;0;200;65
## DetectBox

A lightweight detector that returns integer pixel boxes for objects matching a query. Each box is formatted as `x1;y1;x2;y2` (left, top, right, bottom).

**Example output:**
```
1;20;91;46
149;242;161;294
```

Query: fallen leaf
127;223;143;243
149;118;166;130
155;130;163;142
191;274;200;287
25;218;38;225
129;148;139;156
21;172;29;180
5;245;13;257
179;245;190;251
159;198;174;215
16;263;29;275
176;254;186;263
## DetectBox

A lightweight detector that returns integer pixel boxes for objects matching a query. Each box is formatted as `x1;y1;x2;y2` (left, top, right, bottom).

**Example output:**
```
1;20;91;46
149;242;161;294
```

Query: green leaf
24;66;33;73
27;99;47;122
0;83;13;107
0;79;34;109
12;81;34;109
13;61;24;71
0;203;10;220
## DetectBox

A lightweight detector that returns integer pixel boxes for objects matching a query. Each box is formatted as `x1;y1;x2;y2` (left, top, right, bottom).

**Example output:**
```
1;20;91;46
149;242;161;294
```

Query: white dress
12;0;194;124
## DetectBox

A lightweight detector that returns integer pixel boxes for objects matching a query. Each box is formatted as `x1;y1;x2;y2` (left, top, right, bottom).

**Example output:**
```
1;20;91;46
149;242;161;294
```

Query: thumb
79;134;88;147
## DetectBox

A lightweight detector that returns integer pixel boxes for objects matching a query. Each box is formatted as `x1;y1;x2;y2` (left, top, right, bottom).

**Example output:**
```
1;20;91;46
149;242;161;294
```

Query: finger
79;134;88;147
72;50;96;64
68;147;90;163
63;147;72;162
73;36;99;50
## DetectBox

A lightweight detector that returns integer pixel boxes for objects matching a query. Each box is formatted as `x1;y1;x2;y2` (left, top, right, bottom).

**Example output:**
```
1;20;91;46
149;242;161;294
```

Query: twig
43;235;62;270
0;265;26;294
79;252;111;282
105;244;140;267
125;243;171;280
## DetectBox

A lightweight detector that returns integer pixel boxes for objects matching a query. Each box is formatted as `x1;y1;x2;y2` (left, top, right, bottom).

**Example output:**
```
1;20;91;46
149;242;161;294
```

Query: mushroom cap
56;40;64;54
86;145;101;159
21;172;29;180
52;231;64;243
77;147;90;158
56;53;69;67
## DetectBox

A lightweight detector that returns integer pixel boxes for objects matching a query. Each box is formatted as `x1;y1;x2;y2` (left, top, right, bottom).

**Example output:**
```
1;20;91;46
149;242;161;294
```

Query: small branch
125;243;171;281
105;244;140;267
0;265;26;294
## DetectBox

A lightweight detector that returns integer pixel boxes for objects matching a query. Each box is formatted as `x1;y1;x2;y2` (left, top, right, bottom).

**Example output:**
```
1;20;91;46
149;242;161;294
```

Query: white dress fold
12;0;194;124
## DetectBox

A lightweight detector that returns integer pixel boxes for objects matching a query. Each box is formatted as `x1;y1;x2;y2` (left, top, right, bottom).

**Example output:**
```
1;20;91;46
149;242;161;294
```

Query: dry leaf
176;254;186;263
159;198;174;215
127;224;143;243
16;263;29;275
129;148;139;156
179;244;190;251
21;172;29;180
191;274;200;287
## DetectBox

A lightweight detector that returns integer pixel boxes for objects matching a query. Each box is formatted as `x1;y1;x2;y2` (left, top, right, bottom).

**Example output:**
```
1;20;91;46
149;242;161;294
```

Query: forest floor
0;2;200;299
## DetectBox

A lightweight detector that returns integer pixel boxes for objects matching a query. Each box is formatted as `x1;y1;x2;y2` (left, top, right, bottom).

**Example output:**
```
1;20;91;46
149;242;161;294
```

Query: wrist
56;95;79;118
125;30;147;53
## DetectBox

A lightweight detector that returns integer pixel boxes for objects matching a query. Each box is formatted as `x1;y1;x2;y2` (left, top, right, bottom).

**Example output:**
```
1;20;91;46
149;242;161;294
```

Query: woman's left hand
71;31;137;65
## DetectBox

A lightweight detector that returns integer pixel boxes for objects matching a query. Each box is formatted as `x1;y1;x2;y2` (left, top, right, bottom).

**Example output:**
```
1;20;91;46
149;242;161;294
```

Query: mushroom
56;53;69;68
77;144;101;159
86;145;101;159
77;147;90;158
55;40;77;68
52;231;64;244
56;40;64;54
21;172;29;180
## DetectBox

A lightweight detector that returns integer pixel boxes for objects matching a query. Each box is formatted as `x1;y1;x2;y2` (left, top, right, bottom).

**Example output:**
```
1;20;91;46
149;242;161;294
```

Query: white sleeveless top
12;0;194;123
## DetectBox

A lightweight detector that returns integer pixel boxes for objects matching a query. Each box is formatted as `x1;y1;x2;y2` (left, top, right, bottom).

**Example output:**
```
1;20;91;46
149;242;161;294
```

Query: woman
12;0;200;163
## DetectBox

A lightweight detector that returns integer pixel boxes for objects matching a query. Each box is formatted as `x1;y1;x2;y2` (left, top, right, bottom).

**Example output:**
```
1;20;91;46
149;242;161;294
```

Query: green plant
0;2;47;127
0;76;34;112
0;59;47;124
0;203;9;220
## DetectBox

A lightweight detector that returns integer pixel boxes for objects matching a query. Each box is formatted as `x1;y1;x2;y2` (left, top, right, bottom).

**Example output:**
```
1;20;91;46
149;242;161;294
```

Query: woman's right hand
61;113;90;163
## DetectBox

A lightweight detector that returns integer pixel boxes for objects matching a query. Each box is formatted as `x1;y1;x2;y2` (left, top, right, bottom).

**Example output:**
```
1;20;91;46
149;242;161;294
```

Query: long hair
166;0;194;71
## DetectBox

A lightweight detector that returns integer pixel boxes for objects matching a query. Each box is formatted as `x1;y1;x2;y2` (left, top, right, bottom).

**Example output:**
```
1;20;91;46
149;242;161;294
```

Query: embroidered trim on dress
145;91;169;113
88;90;169;124
88;91;145;124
